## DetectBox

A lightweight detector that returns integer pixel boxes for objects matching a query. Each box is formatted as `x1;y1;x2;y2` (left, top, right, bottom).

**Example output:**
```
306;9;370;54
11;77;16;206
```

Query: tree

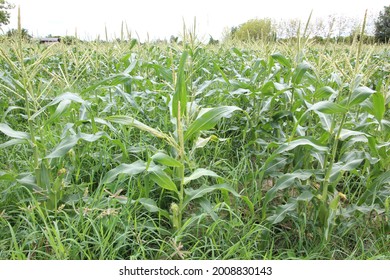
6;28;32;40
232;18;275;42
0;0;14;27
375;5;390;43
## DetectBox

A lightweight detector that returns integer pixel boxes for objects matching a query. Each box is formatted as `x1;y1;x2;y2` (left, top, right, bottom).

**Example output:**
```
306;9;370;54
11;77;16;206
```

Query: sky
3;0;389;41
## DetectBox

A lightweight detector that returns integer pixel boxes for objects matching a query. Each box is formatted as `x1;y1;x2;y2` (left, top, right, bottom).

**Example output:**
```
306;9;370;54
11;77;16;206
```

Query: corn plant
80;50;254;231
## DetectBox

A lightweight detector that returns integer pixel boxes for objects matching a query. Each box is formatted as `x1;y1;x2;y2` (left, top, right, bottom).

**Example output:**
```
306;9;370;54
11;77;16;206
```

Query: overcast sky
3;0;389;41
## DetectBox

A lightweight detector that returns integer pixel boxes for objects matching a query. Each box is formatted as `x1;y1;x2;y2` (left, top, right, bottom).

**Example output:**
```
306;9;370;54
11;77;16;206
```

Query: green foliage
60;36;82;45
0;35;389;259
231;18;276;42
375;5;390;43
0;0;13;26
6;28;32;41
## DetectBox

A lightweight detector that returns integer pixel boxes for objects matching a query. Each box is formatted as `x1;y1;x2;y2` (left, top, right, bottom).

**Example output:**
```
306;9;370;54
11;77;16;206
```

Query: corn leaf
172;51;188;118
102;160;147;184
0;123;30;139
183;168;220;185
148;165;178;194
184;106;241;141
151;152;182;167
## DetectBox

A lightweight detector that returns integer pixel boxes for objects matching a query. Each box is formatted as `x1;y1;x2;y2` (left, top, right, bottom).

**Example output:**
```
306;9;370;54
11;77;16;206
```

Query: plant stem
176;102;186;230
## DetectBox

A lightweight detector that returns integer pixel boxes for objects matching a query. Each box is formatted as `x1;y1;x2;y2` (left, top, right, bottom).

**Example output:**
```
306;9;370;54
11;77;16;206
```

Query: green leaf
135;198;170;219
263;170;312;207
276;138;328;154
183;168;220;185
184;106;241;141
232;47;243;57
338;129;368;141
0;171;15;181
292;62;311;84
314;86;337;99
172;51;188;118
348;86;375;107
330;158;364;182
267;198;297;224
372;91;385;122
82;73;133;94
148;165;178;194
102;160;147;184
0;138;28;148
46;99;72;125
151;152;182;167
138;198;160;212
297;190;315;201
30;92;86;120
0;123;30;139
183;183;240;208
45;132;107;159
307;101;348;114
271;53;291;68
198;197;218;221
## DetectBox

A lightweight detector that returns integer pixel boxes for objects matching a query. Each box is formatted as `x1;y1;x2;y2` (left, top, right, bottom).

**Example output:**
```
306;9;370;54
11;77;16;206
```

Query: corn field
0;34;389;259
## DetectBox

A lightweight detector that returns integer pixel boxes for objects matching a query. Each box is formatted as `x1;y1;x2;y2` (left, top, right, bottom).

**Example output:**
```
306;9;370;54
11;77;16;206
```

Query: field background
0;26;389;259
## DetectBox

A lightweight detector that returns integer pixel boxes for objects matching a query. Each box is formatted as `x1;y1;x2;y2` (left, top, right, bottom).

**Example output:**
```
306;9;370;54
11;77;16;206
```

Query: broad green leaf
263;170;312;207
314;86;337;99
16;174;41;191
45;132;107;159
330;158;364;182
317;112;332;132
30;92;86;120
151;152;182;167
338;129;368;141
297;190;315;201
372;91;385;122
133;198;170;219
267;198;297;224
148;63;173;83
276;138;328;154
184;106;241;141
79;132;107;142
183;168;220;185
0;138;28;148
0;171;15;181
148;166;178;194
0;123;30;139
102;160;147;184
45;135;78;159
348;86;375;107
232;47;243;57
271;53;291;68
82;73;133;94
172;51;188;118
198;197;218;221
138;198;160;212
292;62;311;84
183;183;240;208
46;99;72;124
307;101;348;114
213;62;230;85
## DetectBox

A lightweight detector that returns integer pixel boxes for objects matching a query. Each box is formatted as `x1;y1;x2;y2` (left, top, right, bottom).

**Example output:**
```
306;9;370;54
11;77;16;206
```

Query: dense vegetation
0;31;389;259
